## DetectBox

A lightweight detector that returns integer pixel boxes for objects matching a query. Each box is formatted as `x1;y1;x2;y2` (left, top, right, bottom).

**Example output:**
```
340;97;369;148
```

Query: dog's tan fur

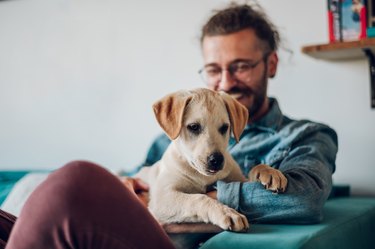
137;88;287;232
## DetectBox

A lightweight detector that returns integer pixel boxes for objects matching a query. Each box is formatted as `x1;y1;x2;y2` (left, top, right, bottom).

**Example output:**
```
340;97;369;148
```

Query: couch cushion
0;171;30;206
200;197;375;249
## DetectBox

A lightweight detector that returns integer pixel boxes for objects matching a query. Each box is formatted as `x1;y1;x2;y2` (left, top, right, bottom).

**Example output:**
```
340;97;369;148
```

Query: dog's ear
152;91;192;140
219;92;249;142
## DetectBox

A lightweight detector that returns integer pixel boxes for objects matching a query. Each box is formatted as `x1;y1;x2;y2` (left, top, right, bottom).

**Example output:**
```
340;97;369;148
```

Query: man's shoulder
144;133;171;166
152;133;171;146
282;116;334;131
280;116;338;143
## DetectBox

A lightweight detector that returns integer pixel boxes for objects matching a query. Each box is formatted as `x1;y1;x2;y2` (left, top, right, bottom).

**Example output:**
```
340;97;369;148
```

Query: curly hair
201;2;280;53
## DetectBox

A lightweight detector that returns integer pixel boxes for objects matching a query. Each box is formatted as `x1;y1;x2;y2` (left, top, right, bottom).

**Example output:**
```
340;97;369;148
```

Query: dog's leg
248;164;288;192
150;191;249;232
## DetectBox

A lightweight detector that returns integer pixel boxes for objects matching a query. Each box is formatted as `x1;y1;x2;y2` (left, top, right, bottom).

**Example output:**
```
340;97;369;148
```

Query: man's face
201;29;277;120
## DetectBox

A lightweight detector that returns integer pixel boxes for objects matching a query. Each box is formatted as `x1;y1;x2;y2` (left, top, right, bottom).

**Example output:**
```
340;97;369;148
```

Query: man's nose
218;70;237;91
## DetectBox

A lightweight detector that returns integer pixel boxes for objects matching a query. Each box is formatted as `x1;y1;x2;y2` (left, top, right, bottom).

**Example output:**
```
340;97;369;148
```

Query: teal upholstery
201;197;375;249
0;171;29;205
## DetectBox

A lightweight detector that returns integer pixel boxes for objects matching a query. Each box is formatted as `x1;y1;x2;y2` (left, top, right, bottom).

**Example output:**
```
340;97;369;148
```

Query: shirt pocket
267;147;290;168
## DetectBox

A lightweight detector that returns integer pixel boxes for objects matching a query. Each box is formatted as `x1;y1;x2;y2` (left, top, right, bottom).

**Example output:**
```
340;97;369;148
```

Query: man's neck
248;98;269;124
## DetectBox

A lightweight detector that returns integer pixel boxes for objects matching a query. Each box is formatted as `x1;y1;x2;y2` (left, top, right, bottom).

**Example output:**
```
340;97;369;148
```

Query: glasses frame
198;52;270;85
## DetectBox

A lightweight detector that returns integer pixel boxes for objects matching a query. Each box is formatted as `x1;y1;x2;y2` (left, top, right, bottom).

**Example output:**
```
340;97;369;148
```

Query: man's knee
56;160;106;180
50;160;115;190
35;160;116;210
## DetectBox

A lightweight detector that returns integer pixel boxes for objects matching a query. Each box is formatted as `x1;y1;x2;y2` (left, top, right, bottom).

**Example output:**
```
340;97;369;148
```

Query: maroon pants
0;161;175;249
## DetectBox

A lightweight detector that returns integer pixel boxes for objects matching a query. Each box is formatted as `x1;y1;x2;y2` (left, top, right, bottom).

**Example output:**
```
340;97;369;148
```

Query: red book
359;5;368;38
328;0;342;42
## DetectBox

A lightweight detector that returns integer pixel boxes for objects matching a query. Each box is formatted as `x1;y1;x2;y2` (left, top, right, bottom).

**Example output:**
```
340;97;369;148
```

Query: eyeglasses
198;53;269;86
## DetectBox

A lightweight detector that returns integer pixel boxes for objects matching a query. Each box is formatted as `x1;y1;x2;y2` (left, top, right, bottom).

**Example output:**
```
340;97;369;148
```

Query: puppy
136;88;287;232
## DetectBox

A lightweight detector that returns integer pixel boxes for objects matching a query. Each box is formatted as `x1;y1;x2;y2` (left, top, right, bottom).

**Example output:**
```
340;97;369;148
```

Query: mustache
226;86;252;96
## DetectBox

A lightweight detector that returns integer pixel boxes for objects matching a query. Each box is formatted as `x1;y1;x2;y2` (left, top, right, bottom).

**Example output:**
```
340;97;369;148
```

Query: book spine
369;0;375;27
328;5;335;41
359;3;368;38
328;0;342;42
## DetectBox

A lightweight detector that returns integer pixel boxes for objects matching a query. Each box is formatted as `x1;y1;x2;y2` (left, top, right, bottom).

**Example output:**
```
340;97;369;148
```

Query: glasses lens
199;67;221;85
231;58;265;80
198;69;208;83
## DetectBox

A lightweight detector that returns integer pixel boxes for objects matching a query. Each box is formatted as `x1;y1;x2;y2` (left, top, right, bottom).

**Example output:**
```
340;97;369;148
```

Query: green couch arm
200;197;375;249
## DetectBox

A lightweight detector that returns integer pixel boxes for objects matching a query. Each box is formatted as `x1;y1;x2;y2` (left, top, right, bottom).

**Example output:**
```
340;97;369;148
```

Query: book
367;0;375;27
328;0;343;42
341;0;367;41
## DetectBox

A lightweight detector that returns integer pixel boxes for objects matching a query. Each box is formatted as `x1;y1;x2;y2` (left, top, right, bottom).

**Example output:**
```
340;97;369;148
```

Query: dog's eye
219;124;229;135
187;123;201;135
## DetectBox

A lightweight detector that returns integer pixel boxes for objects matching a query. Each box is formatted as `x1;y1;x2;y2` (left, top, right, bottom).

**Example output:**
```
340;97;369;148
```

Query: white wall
0;0;374;195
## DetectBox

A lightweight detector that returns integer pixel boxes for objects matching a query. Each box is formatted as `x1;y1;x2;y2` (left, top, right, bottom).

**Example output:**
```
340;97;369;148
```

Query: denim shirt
139;98;338;224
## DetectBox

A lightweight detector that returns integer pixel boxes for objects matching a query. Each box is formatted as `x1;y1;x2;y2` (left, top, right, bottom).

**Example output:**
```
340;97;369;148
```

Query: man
138;2;338;224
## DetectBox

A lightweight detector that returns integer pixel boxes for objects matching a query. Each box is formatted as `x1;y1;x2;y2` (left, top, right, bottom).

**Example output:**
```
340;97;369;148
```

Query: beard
226;64;268;118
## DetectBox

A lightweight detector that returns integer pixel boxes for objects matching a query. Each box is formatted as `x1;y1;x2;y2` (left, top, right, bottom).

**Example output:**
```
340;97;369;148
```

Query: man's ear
152;91;192;140
268;52;278;78
219;92;249;142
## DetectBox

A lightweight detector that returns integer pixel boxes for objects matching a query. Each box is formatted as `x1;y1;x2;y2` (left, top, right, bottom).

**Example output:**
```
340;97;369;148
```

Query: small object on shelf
341;0;367;41
328;0;343;42
367;0;375;27
326;0;368;42
367;27;375;37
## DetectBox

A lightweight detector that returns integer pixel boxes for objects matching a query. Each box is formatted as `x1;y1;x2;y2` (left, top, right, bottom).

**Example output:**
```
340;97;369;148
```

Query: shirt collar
247;97;284;132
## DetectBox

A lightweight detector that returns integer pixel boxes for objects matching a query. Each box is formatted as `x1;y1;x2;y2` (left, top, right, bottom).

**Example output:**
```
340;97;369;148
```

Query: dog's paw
249;164;288;193
212;206;249;232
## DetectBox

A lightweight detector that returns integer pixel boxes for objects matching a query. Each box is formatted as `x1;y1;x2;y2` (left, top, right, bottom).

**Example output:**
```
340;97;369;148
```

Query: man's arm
217;128;338;224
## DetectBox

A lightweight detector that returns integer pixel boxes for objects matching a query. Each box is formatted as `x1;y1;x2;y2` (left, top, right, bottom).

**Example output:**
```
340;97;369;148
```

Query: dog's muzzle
207;152;224;174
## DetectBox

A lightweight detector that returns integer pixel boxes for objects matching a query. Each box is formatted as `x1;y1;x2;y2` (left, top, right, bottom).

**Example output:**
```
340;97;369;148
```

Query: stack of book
327;0;375;42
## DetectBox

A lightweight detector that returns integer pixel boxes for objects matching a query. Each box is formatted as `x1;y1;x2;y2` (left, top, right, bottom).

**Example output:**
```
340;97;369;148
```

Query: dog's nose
207;152;224;171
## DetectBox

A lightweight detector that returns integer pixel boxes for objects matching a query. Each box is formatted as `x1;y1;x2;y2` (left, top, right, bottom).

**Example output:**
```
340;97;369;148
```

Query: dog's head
152;88;248;176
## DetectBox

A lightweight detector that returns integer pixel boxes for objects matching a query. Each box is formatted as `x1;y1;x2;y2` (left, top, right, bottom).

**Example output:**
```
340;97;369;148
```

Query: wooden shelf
301;38;375;108
301;38;375;60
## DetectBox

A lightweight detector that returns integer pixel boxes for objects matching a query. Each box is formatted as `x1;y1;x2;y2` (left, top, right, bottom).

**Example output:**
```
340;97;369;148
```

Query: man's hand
121;177;150;207
206;190;217;199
